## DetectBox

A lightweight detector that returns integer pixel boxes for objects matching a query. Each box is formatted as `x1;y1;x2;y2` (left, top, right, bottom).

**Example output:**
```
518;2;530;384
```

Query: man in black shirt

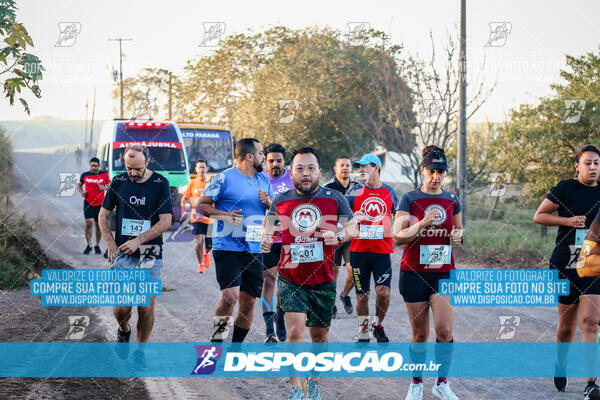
99;144;172;369
324;156;359;316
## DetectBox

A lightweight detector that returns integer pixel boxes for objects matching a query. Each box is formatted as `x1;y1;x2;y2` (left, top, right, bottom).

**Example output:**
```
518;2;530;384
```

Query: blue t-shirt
102;172;172;247
204;167;275;253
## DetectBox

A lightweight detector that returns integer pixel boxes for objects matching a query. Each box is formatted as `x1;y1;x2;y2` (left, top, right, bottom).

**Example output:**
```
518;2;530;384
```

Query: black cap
422;150;447;171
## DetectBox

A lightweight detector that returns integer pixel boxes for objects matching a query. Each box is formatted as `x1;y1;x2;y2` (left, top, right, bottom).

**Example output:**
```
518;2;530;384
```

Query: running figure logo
563;100;585;124
485;22;512;47
191;345;222;375
275;100;299;124
55;22;81;47
66;316;90;339
56;172;79;197
496;316;520;340
137;245;160;269
199;22;226;47
167;213;195;242
487;173;511;197
347;22;370;46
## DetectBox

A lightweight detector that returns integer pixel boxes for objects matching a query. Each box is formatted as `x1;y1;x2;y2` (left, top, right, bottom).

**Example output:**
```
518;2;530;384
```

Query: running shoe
94;245;101;254
287;385;304;400
83;245;92;255
585;381;600;400
405;382;424;400
203;253;211;268
305;377;321;400
197;264;206;274
340;294;353;314
114;325;131;360
432;381;459;400
372;323;390;342
103;249;108;259
264;335;278;343
553;361;567;392
132;350;147;370
332;305;338;319
275;307;287;342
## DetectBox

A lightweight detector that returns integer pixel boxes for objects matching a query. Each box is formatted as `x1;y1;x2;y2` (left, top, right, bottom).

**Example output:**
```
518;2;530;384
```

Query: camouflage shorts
277;274;336;328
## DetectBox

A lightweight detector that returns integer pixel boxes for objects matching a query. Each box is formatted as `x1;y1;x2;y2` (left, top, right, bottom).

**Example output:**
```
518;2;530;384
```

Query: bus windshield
113;147;187;172
181;129;233;174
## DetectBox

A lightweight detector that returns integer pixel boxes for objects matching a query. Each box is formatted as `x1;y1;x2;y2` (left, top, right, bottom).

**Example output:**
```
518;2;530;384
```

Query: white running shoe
405;382;423;400
432;381;459;400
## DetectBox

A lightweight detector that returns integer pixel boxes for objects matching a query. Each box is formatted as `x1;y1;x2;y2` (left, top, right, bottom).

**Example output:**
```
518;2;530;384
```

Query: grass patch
461;195;557;265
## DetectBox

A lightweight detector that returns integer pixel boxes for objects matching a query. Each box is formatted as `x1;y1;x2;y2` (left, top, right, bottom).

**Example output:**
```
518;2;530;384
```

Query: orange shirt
183;178;213;223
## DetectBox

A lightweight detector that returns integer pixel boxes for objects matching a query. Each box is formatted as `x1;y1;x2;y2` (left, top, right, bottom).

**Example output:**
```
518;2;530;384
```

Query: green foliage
0;126;12;194
494;47;600;201
175;26;415;168
0;0;43;114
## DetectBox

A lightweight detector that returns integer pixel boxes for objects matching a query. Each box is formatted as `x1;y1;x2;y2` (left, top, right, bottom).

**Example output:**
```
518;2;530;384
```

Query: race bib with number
291;241;324;263
420;245;452;265
121;218;151;237
245;225;262;243
359;224;384;240
575;229;589;249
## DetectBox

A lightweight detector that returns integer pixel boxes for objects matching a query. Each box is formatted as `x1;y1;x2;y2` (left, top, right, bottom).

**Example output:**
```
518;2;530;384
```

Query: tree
177;26;416;168
398;31;496;188
0;0;43;114
111;68;172;120
494;47;600;201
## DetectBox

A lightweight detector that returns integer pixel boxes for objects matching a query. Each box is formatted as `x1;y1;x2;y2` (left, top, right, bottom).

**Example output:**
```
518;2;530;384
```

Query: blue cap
352;154;382;168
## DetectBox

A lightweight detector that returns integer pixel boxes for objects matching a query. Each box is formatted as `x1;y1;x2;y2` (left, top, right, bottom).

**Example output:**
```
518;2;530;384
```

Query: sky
1;0;599;122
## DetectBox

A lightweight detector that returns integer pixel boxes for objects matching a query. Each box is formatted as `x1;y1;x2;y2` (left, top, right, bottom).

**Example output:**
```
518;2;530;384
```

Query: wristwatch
337;232;345;243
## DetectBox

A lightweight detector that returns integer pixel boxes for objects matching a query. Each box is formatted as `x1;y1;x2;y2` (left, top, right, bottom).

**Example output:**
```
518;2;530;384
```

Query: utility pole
89;87;96;157
457;0;467;225
168;71;172;120
84;99;88;150
108;38;132;119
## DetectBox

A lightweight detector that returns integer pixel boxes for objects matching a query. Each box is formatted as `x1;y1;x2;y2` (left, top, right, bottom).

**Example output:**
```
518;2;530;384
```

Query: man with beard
261;147;359;400
324;156;359;317
261;143;293;342
198;138;274;343
98;144;173;369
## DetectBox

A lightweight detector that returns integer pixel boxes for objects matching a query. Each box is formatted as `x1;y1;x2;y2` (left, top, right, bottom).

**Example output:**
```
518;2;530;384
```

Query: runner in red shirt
77;157;110;255
261;147;357;400
393;145;462;400
345;154;400;343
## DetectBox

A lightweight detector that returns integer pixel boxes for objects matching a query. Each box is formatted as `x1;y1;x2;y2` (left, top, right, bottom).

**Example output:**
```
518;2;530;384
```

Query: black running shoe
94;245;101;254
114;326;131;360
103;249;108;259
553;361;567;392
332;305;338;319
585;381;600;400
275;307;287;342
372;323;389;343
340;294;353;314
83;245;92;255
